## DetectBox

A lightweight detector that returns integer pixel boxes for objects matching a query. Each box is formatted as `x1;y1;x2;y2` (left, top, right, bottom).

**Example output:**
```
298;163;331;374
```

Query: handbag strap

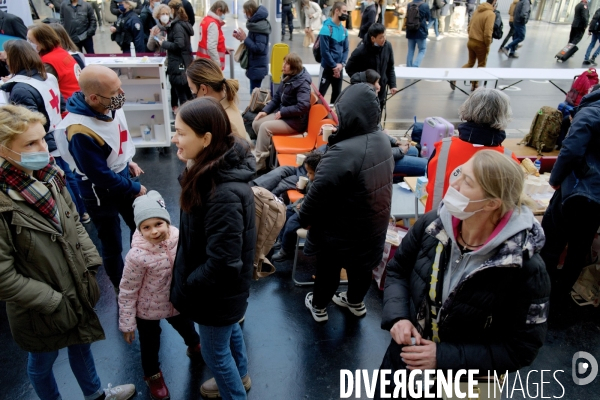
429;242;445;343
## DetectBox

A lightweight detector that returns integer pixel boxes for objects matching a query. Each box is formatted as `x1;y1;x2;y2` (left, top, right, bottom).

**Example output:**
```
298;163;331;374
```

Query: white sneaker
305;292;328;322
332;291;367;317
436;35;444;41
308;43;314;48
104;383;136;400
426;38;431;42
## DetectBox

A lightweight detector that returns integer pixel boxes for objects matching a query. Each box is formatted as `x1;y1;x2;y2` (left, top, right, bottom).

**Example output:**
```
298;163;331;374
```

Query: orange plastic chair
287;190;304;203
272;104;328;154
314;118;335;148
276;153;297;167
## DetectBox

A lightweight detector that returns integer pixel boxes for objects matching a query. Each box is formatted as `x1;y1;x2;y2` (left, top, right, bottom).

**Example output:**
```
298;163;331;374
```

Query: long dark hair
4;40;47;79
179;98;234;212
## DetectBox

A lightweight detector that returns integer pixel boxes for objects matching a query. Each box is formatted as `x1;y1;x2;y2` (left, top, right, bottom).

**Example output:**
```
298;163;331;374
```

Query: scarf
246;19;271;35
0;158;66;225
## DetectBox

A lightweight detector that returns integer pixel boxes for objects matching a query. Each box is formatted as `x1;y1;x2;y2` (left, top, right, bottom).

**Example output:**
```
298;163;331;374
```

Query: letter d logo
572;351;598;385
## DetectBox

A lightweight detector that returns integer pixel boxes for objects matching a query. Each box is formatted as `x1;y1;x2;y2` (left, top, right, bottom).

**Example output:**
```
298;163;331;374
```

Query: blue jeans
407;38;427;67
585;32;600;60
279;205;302;253
505;23;526;54
427;18;439;37
54;156;87;216
393;146;428;176
198;323;249;400
28;343;103;400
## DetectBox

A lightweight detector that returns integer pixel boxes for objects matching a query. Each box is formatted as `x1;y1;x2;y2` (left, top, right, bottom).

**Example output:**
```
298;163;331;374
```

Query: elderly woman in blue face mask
375;150;550;398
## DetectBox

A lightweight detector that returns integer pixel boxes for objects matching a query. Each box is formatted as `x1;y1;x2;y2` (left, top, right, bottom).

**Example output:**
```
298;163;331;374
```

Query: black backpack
313;25;335;63
492;10;503;40
406;2;423;32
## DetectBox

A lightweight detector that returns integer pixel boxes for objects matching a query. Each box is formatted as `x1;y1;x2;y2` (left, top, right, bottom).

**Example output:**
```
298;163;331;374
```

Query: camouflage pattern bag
521;106;563;155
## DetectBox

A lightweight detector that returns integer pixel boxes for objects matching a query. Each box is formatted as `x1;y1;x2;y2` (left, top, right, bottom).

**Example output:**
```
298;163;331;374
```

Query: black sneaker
305;292;328;322
272;241;282;251
584;59;592;65
508;53;519;58
332;291;367;317
592;58;597;65
272;249;292;262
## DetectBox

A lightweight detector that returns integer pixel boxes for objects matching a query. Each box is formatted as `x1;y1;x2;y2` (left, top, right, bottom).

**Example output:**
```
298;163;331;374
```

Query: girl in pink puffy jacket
118;190;200;400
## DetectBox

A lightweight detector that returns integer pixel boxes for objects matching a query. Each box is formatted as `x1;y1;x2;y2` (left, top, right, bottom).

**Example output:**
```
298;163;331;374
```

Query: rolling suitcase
556;44;578;62
420;117;454;158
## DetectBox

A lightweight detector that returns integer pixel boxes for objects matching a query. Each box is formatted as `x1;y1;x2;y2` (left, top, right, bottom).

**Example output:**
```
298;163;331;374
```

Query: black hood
577;87;600;110
216;138;256;184
329;83;381;145
170;18;194;36
457;121;506;146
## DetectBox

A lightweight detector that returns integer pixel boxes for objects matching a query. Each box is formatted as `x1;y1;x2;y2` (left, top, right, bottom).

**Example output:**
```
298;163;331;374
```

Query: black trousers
136;315;200;377
569;26;586;45
282;5;294;35
501;22;514;49
312;250;374;309
318;67;344;104
541;190;600;296
170;82;193;108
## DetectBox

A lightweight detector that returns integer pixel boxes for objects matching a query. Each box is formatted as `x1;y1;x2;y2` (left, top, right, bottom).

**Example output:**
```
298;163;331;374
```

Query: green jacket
0;174;105;353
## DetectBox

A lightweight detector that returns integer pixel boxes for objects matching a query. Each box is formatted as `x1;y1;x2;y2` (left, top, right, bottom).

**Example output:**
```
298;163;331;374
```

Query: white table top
484;68;588;81
393;67;498;81
85;56;166;67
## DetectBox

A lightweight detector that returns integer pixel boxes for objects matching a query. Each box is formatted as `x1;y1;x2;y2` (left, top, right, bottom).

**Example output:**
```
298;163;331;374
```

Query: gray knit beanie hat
133;190;171;228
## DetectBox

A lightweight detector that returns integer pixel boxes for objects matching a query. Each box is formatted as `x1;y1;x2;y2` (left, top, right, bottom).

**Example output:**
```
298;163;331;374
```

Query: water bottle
130;42;136;57
534;159;541;172
421;143;428;158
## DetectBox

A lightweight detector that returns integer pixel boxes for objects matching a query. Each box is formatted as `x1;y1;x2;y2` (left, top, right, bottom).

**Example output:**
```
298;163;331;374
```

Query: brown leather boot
144;371;170;400
471;81;479;92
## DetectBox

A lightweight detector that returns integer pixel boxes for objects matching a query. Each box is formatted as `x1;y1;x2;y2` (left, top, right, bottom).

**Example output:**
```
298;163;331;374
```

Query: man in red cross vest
56;65;146;293
197;0;230;70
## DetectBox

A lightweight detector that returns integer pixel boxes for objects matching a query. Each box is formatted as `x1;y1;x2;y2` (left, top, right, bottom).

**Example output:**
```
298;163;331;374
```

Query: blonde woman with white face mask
375;150;550;398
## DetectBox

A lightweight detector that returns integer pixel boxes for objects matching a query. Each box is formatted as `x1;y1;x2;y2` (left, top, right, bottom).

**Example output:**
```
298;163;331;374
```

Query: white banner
0;0;33;27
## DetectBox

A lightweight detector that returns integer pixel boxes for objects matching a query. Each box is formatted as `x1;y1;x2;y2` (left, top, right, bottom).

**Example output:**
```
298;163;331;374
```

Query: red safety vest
197;15;227;70
425;136;519;212
41;47;81;101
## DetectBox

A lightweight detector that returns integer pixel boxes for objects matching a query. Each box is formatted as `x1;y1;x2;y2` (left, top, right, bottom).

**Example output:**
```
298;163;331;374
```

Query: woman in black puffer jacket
252;52;312;170
148;1;194;114
375;150;550;399
170;98;256;399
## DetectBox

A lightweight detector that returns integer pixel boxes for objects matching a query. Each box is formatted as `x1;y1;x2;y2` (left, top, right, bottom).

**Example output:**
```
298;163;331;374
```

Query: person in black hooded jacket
346;23;398;108
375;150;549;399
299;81;394;323
170;98;255;398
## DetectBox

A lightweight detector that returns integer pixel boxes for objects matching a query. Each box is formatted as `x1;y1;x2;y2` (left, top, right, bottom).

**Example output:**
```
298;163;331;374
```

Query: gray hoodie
434;204;545;305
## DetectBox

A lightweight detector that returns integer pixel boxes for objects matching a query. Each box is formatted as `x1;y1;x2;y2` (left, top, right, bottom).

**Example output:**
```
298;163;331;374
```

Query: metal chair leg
292;234;313;286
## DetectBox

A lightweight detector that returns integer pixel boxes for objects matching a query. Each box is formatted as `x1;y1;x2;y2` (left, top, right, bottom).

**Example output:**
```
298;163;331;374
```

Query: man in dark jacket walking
570;0;590;45
541;89;600;306
358;0;377;38
60;0;98;54
346;23;398;108
406;0;430;67
501;0;530;58
300;82;393;323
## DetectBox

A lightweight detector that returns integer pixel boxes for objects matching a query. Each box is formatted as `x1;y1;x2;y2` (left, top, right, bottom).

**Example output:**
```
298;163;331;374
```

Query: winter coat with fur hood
118;226;180;333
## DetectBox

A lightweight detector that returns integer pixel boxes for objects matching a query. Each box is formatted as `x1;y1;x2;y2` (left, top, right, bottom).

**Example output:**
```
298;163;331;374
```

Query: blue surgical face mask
118;4;127;13
2;145;50;171
220;14;226;20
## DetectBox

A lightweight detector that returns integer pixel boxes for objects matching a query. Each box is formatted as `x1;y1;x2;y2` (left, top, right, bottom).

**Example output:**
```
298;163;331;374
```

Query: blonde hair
470;150;532;216
0;105;47;148
186;58;240;103
152;4;170;19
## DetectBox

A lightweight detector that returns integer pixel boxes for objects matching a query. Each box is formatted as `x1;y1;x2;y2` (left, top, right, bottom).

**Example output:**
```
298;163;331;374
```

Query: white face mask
160;15;170;24
442;186;490;220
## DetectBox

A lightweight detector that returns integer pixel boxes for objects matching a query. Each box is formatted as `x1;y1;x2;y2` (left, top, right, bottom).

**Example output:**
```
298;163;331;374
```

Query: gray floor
2;3;597;400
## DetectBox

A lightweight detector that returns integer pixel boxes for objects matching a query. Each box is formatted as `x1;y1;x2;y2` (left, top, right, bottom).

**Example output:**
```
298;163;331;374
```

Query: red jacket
40;47;81;101
197;14;226;70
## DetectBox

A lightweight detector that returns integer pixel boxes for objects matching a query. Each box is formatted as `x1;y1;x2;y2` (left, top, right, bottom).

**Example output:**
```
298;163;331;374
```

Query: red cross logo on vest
118;124;128;155
49;89;59;113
